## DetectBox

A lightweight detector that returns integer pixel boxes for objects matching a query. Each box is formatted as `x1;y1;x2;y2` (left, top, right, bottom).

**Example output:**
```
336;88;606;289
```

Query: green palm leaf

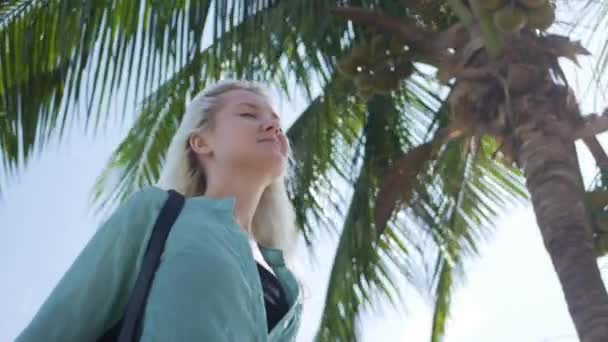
425;135;527;342
0;0;382;195
315;75;527;340
316;93;407;341
0;0;211;191
573;0;608;87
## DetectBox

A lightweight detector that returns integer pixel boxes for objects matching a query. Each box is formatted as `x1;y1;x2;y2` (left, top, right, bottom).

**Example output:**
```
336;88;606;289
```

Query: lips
258;139;281;151
258;136;287;157
258;137;279;144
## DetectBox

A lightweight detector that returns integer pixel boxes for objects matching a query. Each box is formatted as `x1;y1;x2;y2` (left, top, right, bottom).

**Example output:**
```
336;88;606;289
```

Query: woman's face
192;89;289;181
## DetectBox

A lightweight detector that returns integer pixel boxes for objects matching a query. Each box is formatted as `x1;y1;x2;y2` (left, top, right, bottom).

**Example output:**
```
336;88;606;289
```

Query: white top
249;237;276;276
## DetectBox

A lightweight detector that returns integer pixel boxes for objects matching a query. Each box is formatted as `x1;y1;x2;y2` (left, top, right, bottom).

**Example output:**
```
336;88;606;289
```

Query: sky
2;8;608;342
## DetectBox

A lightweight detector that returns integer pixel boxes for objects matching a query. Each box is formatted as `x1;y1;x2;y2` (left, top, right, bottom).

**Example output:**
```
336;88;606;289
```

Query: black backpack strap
117;189;185;342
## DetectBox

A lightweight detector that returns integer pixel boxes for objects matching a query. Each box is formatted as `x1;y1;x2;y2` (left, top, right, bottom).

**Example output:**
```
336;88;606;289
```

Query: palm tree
0;0;604;341
328;1;608;341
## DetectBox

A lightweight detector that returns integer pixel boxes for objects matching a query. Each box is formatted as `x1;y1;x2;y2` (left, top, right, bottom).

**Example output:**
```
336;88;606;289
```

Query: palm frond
4;0;395;199
0;0;210;195
571;0;608;91
314;74;528;340
315;92;429;341
423;135;527;342
87;79;184;217
311;70;447;339
0;0;37;27
286;76;369;244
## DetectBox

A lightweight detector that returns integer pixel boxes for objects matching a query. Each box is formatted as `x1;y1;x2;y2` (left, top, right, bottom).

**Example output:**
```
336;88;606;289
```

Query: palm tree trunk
515;85;608;341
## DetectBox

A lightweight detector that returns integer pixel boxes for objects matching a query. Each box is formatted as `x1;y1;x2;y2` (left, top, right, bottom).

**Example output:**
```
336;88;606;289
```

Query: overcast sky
2;9;607;342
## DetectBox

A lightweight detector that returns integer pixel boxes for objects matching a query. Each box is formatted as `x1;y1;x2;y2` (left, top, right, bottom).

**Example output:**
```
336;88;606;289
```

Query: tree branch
574;113;608;141
576;110;608;169
583;137;608;169
374;121;469;235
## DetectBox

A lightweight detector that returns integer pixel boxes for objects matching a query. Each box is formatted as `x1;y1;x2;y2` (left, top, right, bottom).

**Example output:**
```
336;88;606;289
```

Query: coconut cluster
480;0;556;33
337;34;414;98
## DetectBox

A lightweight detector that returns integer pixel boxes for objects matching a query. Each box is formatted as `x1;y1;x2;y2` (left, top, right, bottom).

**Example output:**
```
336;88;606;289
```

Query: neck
203;169;268;235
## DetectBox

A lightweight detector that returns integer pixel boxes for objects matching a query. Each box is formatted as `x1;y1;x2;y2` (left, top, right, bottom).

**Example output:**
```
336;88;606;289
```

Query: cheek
226;121;251;138
214;122;256;156
220;137;253;160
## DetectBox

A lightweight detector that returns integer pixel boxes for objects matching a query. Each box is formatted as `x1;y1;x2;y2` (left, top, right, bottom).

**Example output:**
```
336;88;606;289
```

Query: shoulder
94;185;170;248
126;185;170;209
109;185;172;222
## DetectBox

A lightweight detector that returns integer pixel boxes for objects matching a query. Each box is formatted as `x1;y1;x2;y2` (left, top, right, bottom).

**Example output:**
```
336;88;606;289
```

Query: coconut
518;0;547;9
526;2;555;30
494;6;528;33
480;0;506;11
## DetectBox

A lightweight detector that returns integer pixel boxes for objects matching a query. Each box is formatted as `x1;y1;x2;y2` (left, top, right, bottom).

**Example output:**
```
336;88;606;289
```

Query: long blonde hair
155;80;298;263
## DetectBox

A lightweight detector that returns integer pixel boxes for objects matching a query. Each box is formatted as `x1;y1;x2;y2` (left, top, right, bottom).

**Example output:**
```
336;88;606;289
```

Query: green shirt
16;186;302;341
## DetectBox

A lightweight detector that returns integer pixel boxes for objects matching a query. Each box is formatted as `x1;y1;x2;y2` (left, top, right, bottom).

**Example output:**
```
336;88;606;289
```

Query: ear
189;132;213;156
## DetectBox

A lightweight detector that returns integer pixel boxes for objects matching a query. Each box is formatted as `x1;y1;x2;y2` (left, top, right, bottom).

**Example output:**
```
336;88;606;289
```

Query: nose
262;119;282;135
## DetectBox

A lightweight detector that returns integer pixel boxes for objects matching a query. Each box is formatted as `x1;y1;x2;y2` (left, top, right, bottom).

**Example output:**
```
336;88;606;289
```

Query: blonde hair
155;79;299;264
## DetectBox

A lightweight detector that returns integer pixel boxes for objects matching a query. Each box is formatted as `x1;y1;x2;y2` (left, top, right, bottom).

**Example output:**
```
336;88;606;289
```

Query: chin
246;152;287;178
268;158;288;177
265;155;288;177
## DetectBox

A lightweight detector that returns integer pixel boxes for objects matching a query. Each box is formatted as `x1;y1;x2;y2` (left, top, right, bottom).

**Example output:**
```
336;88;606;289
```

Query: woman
16;80;303;341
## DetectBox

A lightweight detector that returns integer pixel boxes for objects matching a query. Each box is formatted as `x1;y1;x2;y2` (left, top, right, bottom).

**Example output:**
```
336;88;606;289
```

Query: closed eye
239;112;257;118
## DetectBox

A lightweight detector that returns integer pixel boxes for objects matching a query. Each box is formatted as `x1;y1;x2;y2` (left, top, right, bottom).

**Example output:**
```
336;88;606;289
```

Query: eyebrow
237;102;280;120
